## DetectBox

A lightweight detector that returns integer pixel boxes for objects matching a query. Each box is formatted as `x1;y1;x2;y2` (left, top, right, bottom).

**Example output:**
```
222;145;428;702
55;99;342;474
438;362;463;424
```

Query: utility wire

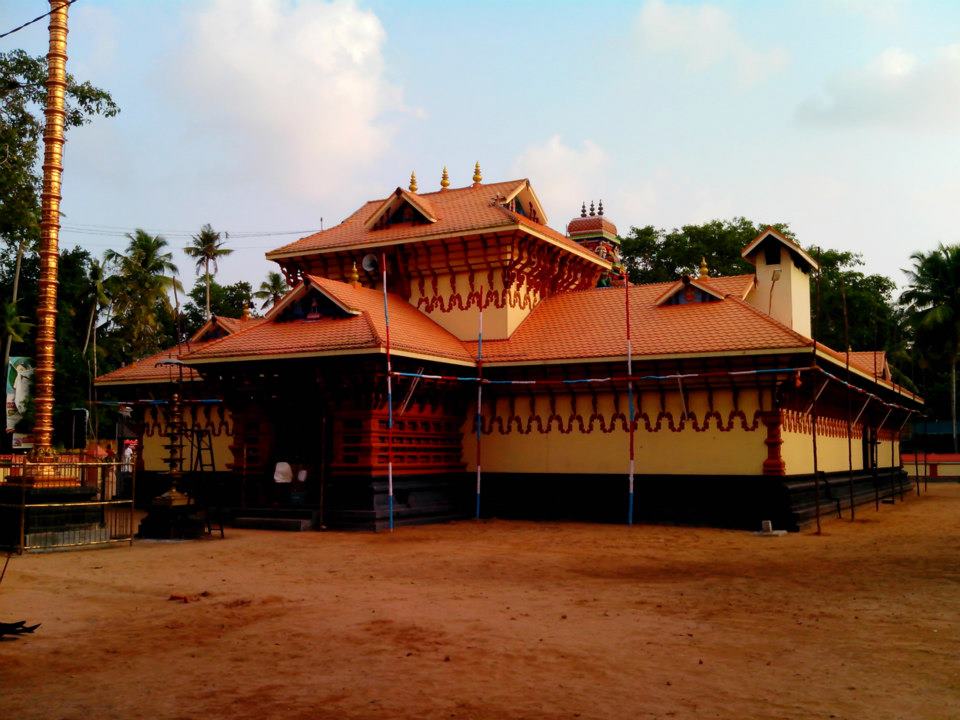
0;0;78;41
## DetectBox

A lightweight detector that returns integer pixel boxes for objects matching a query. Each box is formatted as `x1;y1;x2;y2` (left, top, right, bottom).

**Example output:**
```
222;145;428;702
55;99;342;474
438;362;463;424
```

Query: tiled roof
181;276;474;365
849;350;888;378
698;274;756;299
213;316;259;335
265;180;610;267
470;280;811;364
567;216;618;237
95;345;205;386
96;315;260;386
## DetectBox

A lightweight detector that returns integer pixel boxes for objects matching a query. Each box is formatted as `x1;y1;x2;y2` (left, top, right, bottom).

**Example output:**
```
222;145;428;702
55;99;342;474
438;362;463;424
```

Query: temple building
96;167;922;530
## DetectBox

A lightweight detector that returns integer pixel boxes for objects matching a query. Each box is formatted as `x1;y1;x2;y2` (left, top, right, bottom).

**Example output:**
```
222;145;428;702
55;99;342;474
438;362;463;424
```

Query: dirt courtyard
1;485;958;720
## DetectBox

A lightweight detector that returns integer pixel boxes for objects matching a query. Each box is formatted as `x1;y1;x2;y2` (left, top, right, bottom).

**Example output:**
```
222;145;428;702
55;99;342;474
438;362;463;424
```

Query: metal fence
0;454;135;553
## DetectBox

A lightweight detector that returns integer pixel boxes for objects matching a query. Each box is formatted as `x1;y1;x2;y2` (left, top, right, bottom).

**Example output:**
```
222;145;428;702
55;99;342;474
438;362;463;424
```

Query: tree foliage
183;278;254;335
253;271;289;310
183;224;232;320
619;218;795;284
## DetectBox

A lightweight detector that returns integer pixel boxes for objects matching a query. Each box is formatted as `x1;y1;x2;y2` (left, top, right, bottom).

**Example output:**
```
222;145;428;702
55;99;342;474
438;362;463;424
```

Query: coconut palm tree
253;271;289;310
901;244;960;451
184;224;232;320
105;229;181;359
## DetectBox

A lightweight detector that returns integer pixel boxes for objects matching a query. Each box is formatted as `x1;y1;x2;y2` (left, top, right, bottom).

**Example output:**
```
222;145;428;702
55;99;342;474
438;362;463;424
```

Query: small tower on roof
566;199;622;287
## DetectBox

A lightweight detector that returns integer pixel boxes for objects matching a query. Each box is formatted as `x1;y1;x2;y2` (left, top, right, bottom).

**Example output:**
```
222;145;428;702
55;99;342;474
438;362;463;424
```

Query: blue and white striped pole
475;292;483;520
626;272;634;526
381;252;394;532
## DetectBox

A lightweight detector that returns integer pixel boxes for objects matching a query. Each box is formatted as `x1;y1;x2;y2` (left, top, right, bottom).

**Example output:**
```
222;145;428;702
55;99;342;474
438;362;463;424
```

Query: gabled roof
181;276;474;366
265;179;608;268
363;187;438;229
654;276;727;306
190;314;259;342
742;226;819;272
470;280;813;365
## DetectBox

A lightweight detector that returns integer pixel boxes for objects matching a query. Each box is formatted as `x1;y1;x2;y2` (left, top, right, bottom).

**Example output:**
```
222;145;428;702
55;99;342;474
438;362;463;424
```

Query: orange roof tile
849;350;888;378
95;345;204;386
566;216;618;237
265;180;610;268
181;276;474;365
96;314;261;386
470;281;812;364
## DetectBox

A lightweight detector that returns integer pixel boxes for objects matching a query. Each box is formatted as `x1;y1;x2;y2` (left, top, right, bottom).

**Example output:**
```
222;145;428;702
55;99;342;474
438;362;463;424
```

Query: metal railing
0;455;135;553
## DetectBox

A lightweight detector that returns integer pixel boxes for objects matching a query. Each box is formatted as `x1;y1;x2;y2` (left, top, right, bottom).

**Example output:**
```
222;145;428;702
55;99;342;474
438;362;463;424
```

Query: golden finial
472;161;482;185
440;165;450;189
699;256;709;277
408;171;418;193
349;261;360;288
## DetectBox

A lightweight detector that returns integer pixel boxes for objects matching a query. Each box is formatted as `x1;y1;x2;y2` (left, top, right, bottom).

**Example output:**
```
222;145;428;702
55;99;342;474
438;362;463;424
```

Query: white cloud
825;0;906;24
636;0;788;86
511;135;611;228
797;44;960;130
172;0;405;199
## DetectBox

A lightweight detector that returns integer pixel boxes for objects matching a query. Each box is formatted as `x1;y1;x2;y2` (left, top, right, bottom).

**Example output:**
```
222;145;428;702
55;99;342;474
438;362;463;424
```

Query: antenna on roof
320;217;324;231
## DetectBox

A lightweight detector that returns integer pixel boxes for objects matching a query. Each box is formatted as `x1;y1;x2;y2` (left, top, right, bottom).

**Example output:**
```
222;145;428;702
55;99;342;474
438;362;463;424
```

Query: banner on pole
6;356;34;449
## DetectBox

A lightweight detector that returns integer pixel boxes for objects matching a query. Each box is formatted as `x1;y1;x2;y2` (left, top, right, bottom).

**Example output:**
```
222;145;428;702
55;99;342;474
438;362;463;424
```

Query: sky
3;0;959;291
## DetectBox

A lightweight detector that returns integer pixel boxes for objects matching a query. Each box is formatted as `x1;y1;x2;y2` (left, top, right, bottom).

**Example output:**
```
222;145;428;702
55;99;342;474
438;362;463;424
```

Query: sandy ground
1;486;958;720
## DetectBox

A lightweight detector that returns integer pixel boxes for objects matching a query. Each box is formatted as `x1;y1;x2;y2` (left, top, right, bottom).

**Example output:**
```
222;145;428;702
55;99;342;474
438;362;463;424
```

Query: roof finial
440;165;450;190
589;201;596;217
580;202;587;218
349;261;360;288
472;161;482;185
598;199;604;216
241;302;251;320
699;256;709;277
408;171;418;193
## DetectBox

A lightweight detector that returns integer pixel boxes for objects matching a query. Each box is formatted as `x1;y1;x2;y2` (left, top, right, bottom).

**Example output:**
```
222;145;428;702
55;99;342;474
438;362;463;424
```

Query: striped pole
381;252;394;531
626;272;635;526
475;289;484;519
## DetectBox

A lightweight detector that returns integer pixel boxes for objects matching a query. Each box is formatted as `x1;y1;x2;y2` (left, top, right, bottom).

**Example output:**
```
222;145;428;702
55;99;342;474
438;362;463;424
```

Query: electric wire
1;0;77;41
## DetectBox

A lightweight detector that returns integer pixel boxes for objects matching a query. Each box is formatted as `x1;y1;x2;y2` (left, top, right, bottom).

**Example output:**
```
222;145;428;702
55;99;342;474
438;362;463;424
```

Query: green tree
619;218;795;284
254;271;289;310
184;224;232;321
1;50;118;448
104;230;180;362
0;49;118;250
183;279;254;335
901;245;960;451
1;301;32;343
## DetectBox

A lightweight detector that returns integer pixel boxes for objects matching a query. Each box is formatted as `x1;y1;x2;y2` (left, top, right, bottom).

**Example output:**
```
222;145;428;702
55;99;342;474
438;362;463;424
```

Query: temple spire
699;256;709;277
349;261;360;288
580;202;587;218
472;161;482;185
598;199;604;216
589;201;596;217
408;171;418;193
440;166;450;190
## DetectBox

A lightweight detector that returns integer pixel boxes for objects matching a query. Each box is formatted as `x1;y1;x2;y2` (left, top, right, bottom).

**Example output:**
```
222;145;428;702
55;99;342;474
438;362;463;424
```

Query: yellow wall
780;423;897;474
141;406;234;473
408;271;538;340
463;388;770;476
